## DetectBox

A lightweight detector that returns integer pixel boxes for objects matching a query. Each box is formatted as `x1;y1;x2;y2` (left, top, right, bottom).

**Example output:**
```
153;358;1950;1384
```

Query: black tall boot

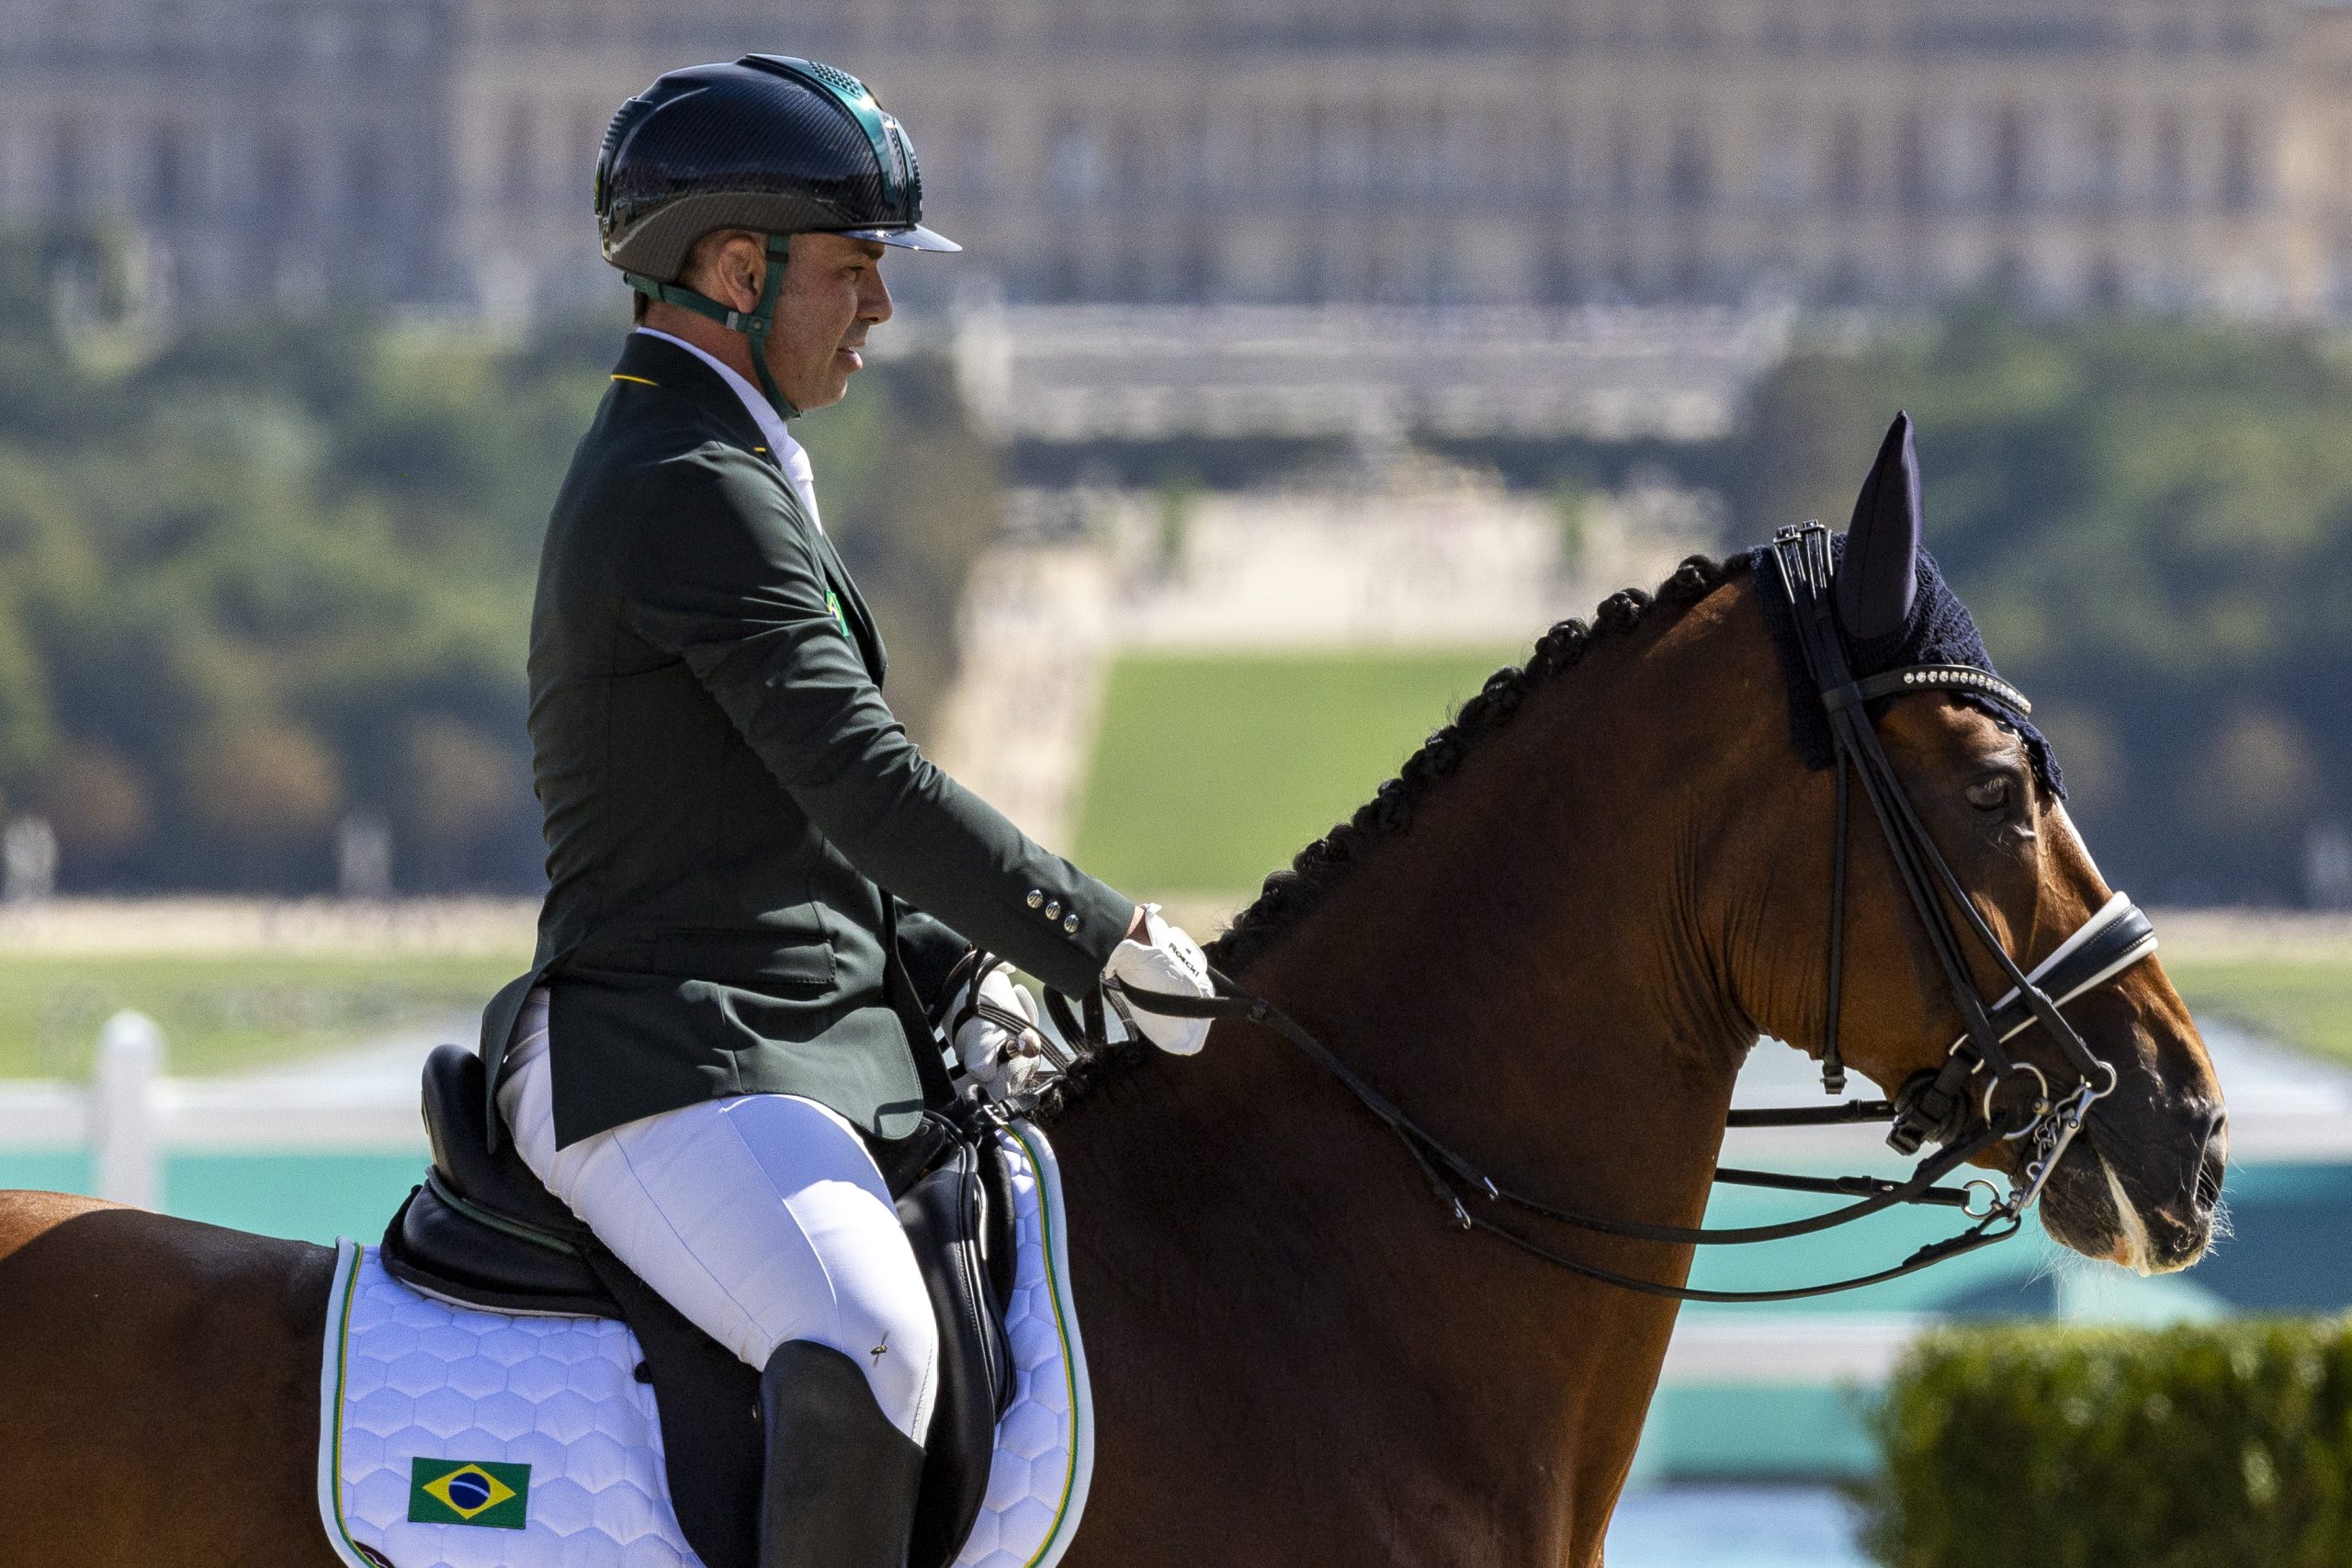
758;1340;928;1568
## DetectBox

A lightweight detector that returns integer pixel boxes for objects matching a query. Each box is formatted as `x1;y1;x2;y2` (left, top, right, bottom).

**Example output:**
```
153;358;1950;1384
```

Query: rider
475;55;1216;1568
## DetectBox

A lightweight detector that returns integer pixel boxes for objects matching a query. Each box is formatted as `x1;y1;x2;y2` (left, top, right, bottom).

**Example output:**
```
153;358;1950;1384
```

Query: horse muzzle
2044;1099;2226;1276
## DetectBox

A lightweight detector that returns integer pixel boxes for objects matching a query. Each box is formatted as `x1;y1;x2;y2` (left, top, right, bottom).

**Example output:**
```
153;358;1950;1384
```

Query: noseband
1069;523;2157;1302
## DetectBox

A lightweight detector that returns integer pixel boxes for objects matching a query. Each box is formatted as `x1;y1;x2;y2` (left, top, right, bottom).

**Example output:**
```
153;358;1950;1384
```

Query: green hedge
1859;1319;2352;1567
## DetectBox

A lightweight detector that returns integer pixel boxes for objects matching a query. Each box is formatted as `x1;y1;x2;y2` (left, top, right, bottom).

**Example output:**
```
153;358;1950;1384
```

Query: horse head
1744;414;2225;1276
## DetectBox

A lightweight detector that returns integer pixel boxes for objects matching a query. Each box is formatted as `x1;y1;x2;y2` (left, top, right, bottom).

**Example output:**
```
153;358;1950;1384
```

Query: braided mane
1033;552;1747;1121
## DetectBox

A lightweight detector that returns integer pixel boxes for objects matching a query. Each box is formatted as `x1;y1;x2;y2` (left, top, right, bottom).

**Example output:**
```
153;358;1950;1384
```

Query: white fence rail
0;1011;430;1203
7;1007;2352;1217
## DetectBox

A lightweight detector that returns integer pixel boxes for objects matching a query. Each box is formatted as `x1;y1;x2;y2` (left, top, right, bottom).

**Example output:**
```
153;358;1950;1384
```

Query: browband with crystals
1823;662;2032;717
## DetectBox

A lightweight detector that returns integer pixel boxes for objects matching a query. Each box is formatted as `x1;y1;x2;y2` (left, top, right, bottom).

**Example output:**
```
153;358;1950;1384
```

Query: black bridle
1014;524;2159;1302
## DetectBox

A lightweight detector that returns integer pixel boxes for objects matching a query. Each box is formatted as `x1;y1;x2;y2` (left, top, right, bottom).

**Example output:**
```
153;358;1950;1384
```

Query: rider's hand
1102;905;1215;1056
953;963;1046;1101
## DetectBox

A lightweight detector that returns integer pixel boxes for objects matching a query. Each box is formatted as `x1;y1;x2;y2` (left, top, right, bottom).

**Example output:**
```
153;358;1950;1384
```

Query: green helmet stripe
750;55;906;207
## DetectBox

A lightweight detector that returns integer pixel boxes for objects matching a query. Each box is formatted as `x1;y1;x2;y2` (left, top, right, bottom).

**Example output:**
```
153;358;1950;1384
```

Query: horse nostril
2195;1152;2224;1213
2193;1108;2227;1213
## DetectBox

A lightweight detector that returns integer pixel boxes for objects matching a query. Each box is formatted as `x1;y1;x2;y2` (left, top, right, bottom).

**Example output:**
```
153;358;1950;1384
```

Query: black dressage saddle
379;1044;1021;1568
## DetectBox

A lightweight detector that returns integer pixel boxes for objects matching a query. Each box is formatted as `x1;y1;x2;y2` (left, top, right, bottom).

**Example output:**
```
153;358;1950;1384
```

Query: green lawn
2168;961;2352;1068
1071;647;1524;894
0;953;530;1077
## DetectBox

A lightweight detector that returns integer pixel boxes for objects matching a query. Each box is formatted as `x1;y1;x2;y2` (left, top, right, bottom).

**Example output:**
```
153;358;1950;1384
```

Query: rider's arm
621;448;1133;998
893;899;972;1008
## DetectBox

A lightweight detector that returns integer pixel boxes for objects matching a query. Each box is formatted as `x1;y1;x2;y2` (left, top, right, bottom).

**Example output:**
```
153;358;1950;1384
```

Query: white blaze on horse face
2098;1153;2157;1278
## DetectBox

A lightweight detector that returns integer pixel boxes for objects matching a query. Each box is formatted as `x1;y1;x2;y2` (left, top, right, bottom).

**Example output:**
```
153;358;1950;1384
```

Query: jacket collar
610;332;776;468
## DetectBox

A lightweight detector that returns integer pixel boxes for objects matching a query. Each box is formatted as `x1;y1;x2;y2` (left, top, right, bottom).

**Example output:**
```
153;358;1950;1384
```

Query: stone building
2;0;2348;320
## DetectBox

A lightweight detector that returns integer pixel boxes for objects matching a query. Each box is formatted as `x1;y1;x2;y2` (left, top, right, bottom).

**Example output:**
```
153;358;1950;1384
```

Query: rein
1074;524;2160;1303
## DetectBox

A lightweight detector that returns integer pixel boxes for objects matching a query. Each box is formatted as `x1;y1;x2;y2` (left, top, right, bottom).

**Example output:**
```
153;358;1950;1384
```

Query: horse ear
1835;412;1921;641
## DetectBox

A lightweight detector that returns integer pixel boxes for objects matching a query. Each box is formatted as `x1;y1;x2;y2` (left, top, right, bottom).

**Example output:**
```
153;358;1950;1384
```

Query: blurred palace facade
8;0;2352;321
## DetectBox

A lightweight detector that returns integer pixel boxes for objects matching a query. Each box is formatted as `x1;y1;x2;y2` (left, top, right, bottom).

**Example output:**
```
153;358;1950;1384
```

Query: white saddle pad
316;1121;1092;1568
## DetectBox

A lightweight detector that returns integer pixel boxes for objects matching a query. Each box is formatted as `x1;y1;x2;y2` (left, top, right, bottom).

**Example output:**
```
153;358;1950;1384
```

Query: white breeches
497;988;940;1442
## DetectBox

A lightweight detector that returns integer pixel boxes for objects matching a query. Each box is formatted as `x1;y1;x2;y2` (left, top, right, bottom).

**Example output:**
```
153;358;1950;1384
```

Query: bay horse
0;446;2223;1566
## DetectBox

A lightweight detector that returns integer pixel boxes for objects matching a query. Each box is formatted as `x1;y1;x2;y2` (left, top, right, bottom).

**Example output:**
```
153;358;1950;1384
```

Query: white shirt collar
632;326;822;532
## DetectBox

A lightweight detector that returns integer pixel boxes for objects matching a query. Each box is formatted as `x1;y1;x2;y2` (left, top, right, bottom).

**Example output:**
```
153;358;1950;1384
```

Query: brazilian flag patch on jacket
408;1458;530;1529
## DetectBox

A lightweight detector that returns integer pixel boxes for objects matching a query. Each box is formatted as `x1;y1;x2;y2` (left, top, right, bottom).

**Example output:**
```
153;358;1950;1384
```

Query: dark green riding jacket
479;331;1131;1151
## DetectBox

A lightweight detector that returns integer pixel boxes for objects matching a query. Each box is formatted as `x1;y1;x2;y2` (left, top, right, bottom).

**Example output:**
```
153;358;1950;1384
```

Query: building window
51;119;88;211
1049;118;1102;199
259;124;302;230
1534;108;1572;200
1666;5;1713;51
1609;118;1637;207
1758;109;1806;206
2087;253;2124;310
1541;229;1582;303
344;130;385;230
1895;108;1928;211
1827;114;1864;210
2151;3;2197;53
1436;104;1484;194
2153;111;2187;209
1110;116;1150;197
1993;103;2030;212
1174;231;1212;302
2088;107;2122;210
1668;125;1711;207
502;106;536;204
2220;111;2258;211
1406;101;1442;195
148;123;187;219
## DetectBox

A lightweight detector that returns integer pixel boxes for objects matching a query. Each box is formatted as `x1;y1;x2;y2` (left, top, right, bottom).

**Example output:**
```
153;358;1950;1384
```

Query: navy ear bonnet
1747;536;2065;799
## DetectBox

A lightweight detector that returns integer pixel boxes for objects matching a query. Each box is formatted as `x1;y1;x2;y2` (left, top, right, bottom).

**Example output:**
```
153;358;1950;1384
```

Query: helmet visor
837;221;961;254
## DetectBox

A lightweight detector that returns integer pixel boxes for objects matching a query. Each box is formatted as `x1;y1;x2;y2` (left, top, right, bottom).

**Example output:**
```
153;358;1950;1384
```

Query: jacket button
1062;914;1080;934
1045;900;1062;921
1025;890;1045;908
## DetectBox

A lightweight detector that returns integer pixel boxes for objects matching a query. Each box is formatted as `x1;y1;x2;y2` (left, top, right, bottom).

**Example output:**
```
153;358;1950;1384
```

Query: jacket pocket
646;930;836;989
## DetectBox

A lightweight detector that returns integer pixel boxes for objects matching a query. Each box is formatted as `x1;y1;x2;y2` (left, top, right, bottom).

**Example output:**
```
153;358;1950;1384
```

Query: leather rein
1014;525;2158;1302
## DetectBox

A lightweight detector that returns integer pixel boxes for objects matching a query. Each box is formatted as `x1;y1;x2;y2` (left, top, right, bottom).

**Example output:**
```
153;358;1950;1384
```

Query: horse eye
1965;775;2014;812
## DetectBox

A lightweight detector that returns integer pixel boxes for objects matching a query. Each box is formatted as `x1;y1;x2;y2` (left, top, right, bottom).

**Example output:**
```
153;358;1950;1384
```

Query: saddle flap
899;1128;1018;1568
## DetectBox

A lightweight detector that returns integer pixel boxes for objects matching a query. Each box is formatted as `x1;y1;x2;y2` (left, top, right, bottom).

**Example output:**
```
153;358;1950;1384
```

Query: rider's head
662;228;893;412
594;55;957;418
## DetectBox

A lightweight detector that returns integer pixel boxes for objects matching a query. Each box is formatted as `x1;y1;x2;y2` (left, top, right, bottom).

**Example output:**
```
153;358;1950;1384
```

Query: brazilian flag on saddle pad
408;1458;530;1529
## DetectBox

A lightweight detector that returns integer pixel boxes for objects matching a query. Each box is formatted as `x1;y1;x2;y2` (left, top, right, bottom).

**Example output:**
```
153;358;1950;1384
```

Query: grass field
1070;647;1525;895
2167;962;2352;1067
0;952;530;1077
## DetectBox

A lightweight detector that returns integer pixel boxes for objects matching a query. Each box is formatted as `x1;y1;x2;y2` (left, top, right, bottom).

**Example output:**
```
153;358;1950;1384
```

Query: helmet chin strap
623;233;800;419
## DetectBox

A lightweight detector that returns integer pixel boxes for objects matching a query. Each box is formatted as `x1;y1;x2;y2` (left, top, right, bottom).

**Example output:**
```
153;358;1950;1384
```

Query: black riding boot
758;1340;927;1568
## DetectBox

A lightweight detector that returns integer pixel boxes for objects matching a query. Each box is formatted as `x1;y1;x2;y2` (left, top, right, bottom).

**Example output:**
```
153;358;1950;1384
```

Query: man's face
762;232;893;411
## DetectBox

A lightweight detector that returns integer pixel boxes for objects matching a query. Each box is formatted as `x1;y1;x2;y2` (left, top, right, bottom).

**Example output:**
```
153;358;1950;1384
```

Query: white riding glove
952;963;1046;1102
1102;905;1216;1056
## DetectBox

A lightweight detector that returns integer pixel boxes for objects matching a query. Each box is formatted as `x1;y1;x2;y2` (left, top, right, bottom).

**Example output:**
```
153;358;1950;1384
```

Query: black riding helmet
594;54;958;415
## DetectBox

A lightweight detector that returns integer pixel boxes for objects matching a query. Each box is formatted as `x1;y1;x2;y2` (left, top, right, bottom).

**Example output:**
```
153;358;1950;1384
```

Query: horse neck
1054;587;1770;1564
